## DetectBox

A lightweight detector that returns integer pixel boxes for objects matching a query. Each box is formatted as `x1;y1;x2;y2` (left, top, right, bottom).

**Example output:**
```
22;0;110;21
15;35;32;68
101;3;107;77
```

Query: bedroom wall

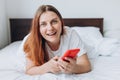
0;0;8;49
2;0;120;47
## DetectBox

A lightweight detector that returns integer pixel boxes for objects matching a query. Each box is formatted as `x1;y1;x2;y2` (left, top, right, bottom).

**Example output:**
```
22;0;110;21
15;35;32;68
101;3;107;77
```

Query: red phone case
62;48;80;61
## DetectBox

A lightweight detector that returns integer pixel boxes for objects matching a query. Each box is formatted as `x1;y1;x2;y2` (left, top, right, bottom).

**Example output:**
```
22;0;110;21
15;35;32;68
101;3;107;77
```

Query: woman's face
39;11;62;45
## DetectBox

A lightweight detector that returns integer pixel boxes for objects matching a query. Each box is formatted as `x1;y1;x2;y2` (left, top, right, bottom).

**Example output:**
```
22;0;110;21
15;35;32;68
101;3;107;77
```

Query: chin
48;39;58;43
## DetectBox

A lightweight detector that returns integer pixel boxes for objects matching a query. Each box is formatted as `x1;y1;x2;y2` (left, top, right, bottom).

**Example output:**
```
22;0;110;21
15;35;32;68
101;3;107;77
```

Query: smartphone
61;48;80;62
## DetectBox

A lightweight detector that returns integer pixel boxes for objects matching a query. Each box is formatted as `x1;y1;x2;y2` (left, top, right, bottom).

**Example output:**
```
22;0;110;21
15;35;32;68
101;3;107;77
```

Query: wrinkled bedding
0;41;120;80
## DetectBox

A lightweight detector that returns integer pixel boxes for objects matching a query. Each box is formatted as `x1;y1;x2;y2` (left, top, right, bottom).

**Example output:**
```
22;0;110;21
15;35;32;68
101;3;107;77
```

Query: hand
44;56;61;74
58;57;77;74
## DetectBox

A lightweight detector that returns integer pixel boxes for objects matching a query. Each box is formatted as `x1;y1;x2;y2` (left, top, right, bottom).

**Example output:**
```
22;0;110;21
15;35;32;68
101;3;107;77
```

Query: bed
0;18;120;80
9;18;103;42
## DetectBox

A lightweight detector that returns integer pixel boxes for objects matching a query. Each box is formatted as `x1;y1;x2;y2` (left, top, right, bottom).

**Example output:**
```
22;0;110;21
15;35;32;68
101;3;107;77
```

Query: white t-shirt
16;26;86;71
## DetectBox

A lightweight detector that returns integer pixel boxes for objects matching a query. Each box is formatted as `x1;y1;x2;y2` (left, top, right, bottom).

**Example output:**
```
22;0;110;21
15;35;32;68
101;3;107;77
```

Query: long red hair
24;5;64;66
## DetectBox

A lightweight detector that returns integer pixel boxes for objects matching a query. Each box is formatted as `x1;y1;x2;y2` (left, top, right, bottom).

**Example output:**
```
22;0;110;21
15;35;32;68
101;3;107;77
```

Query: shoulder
62;26;81;45
17;34;30;52
64;26;80;40
64;26;79;37
22;34;30;45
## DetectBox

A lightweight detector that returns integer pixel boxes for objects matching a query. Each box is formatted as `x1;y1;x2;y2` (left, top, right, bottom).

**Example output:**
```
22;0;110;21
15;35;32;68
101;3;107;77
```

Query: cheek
58;25;62;34
39;28;45;36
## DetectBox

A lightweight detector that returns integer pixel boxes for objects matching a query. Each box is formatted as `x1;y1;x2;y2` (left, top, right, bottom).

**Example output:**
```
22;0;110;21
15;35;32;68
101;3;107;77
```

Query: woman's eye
40;23;46;27
52;20;58;24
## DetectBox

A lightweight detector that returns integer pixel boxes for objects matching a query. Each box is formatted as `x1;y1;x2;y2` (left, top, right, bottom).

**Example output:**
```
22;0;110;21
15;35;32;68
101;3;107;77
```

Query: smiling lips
47;31;57;36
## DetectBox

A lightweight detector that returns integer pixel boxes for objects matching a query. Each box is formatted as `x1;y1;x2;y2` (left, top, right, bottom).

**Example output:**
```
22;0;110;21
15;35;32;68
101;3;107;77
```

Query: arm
25;58;48;75
74;53;91;74
25;56;61;75
58;53;91;74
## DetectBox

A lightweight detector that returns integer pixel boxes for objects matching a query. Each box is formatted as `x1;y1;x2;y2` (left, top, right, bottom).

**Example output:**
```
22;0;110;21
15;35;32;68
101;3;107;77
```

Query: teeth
47;32;56;36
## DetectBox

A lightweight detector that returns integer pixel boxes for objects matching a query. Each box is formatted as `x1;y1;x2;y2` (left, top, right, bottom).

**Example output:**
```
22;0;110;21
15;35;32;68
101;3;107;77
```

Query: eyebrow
40;17;58;23
51;18;58;20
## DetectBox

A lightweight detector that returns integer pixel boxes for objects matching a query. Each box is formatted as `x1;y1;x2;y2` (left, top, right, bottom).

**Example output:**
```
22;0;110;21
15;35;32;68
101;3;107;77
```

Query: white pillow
96;37;120;56
72;26;103;58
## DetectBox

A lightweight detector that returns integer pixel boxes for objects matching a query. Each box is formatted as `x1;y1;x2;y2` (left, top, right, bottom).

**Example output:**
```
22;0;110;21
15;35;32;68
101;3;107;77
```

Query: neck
47;40;60;51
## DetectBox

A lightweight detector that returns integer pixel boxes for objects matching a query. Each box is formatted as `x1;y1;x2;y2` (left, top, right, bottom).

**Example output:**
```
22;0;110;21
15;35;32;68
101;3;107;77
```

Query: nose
47;23;53;30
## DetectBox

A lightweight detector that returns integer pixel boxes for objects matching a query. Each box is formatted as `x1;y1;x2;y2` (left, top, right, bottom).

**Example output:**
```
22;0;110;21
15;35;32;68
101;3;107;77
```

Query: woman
22;5;91;75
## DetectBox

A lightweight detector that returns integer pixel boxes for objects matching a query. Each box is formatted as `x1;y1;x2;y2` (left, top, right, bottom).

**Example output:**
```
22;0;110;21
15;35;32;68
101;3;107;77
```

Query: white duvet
0;40;120;80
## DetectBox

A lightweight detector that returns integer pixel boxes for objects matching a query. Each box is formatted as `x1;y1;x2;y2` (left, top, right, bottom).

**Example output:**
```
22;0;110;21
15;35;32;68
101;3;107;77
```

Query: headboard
10;18;103;42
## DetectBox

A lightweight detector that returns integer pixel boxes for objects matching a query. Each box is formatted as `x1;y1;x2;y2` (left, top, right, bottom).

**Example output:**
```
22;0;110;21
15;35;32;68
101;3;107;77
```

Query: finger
58;62;70;71
59;65;66;73
51;68;61;74
59;65;71;74
65;57;75;63
74;56;78;60
53;56;59;61
58;60;69;69
55;67;61;72
61;58;70;64
57;59;63;65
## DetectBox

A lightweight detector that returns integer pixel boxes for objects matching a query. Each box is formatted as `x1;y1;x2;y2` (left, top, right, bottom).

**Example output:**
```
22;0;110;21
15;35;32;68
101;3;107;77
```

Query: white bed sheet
0;41;120;80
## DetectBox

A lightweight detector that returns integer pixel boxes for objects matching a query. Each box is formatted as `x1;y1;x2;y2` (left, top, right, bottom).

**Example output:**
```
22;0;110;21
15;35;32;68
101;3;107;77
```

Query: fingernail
65;57;67;59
